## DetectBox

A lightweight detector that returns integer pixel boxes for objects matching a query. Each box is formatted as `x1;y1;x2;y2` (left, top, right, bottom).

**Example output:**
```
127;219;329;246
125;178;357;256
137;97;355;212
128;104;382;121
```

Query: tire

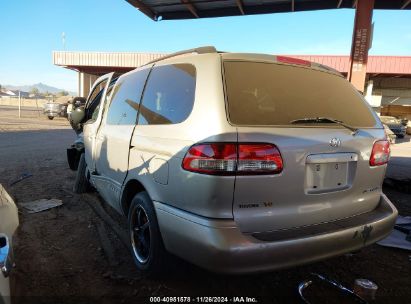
128;191;167;276
73;153;89;193
48;116;54;120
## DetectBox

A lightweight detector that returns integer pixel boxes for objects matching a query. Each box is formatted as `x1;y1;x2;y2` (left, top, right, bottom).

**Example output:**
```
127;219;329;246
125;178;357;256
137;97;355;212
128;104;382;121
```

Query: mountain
3;83;76;96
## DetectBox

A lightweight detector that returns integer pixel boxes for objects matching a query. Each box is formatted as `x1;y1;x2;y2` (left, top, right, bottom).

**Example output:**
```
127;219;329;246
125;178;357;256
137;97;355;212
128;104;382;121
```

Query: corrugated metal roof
291;55;411;74
126;0;411;21
52;51;165;72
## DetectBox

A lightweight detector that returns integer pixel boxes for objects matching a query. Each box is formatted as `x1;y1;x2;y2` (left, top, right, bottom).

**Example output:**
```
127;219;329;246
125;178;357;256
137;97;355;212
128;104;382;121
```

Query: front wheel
128;192;167;276
48;116;54;120
73;153;90;193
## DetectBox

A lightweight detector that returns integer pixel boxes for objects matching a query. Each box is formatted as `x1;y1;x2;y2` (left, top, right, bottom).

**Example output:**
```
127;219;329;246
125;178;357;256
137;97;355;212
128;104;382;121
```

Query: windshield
223;61;377;128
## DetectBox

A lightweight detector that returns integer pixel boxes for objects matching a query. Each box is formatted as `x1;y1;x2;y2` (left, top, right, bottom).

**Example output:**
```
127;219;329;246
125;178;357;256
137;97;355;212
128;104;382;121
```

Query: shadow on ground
0;129;409;304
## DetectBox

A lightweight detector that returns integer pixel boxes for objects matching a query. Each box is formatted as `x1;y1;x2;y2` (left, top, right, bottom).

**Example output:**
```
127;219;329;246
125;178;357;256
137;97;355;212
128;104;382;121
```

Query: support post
18;91;21;118
365;80;373;97
348;0;374;93
78;72;85;97
78;71;82;97
35;98;40;117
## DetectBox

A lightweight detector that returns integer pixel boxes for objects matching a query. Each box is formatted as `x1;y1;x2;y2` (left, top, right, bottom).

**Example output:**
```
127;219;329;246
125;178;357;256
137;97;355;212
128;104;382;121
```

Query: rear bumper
43;111;59;117
155;194;397;274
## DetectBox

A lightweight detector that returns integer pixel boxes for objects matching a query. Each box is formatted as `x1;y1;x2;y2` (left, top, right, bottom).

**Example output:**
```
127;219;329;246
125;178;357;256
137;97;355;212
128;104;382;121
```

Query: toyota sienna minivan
67;46;397;275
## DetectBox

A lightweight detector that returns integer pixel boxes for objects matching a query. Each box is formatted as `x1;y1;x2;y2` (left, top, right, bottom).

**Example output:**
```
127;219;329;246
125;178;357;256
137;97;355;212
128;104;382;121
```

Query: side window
88;80;107;104
106;69;150;125
87;79;108;122
138;64;196;125
100;80;117;118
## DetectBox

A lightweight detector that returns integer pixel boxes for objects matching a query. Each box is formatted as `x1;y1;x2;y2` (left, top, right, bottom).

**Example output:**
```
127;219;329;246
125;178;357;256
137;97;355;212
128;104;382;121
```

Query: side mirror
72;97;87;108
70;107;86;127
0;234;12;278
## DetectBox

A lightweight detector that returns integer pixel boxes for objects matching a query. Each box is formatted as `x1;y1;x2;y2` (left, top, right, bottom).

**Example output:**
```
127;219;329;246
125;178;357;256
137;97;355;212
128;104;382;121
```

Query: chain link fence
0;97;46;118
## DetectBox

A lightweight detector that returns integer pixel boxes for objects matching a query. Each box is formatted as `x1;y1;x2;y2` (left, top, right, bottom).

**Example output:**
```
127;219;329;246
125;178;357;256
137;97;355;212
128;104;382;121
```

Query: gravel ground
0;106;410;304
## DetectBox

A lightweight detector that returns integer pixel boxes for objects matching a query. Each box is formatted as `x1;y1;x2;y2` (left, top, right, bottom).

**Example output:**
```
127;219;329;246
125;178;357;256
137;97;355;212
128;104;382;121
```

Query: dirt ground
0;106;410;304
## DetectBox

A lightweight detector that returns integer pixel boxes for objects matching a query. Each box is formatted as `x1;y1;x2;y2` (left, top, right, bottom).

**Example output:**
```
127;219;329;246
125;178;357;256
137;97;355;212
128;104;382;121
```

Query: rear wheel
128;192;167;276
73;153;90;193
48;116;54;120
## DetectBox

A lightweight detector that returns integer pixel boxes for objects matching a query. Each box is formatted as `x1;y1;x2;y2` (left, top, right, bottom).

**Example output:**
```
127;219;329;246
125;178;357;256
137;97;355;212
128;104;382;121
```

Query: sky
0;0;410;93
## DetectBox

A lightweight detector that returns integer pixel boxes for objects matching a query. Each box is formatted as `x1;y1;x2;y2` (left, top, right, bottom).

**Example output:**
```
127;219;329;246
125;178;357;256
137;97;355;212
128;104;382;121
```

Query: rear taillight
238;144;283;174
182;143;237;175
370;140;390;166
182;143;283;175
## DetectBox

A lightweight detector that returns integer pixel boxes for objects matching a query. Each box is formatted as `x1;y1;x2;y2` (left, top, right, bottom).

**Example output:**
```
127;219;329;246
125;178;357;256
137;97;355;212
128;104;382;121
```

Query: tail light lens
370;140;390;166
182;143;237;175
238;144;283;174
182;143;283;175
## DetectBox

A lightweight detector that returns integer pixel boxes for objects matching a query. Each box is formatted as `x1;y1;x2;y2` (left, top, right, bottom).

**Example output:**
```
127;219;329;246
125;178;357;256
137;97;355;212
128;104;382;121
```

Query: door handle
97;135;106;141
0;234;12;278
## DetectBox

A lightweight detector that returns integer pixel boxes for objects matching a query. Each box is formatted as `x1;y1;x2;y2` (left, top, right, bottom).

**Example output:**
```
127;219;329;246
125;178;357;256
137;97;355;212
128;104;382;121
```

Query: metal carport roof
126;0;411;21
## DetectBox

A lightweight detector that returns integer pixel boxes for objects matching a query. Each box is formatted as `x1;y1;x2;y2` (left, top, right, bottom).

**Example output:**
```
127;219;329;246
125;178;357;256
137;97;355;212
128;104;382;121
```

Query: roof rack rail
145;46;217;65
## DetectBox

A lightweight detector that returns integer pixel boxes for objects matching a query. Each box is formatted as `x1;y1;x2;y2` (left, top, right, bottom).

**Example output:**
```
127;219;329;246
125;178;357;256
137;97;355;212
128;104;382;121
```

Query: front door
93;68;151;210
83;73;113;174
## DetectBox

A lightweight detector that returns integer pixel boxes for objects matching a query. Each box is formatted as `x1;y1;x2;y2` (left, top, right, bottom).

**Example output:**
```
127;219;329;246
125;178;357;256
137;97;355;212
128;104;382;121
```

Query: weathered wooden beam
181;0;199;18
236;0;245;15
401;0;411;9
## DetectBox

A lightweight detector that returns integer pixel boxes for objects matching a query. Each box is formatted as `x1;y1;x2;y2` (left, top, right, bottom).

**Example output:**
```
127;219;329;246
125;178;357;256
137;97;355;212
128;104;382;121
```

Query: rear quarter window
223;61;377;128
138;64;196;125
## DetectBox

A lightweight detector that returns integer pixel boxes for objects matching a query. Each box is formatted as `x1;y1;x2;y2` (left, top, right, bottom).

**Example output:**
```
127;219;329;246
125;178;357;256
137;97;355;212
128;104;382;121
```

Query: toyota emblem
330;138;341;147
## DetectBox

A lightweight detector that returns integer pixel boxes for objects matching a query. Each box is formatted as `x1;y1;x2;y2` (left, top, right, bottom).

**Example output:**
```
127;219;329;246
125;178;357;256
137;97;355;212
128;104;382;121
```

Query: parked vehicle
67;47;397;275
380;105;411;126
43;102;66;120
379;116;406;138
66;100;73;118
67;97;87;133
0;184;19;303
383;124;396;144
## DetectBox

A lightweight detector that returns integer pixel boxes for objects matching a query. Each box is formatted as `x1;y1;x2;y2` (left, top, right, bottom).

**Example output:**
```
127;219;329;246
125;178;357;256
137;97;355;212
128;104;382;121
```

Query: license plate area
305;153;357;194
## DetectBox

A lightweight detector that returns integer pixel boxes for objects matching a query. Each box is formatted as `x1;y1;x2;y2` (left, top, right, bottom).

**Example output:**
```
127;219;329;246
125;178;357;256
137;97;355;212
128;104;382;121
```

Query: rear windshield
223;61;377;128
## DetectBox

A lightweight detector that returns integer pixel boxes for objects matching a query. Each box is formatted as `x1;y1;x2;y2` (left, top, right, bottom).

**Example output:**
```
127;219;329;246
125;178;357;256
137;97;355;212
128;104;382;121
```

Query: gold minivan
68;47;397;275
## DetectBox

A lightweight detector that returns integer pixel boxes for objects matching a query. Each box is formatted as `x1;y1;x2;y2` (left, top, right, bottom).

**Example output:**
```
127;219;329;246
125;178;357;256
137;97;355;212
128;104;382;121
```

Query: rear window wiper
290;117;359;135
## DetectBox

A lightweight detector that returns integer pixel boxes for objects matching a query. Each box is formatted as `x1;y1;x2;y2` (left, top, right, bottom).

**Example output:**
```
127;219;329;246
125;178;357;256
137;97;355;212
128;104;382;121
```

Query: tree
57;90;69;97
30;87;40;95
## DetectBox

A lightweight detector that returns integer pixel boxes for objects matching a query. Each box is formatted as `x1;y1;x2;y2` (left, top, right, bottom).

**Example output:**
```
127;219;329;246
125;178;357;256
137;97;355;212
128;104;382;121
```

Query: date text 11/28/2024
150;297;258;303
